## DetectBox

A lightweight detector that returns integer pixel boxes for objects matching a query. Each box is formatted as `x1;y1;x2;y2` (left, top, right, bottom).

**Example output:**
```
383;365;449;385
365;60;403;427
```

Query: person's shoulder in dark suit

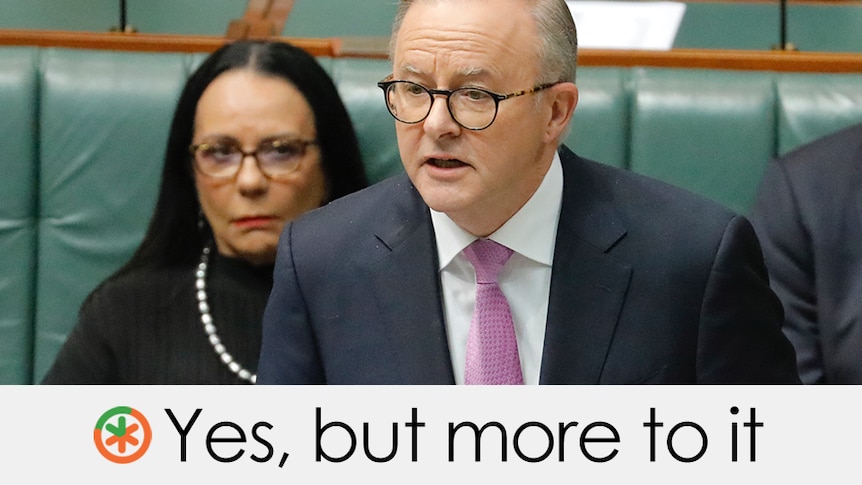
750;121;862;383
559;147;799;384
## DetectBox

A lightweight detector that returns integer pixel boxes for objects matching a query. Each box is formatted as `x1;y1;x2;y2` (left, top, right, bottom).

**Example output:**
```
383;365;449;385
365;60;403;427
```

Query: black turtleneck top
41;250;273;384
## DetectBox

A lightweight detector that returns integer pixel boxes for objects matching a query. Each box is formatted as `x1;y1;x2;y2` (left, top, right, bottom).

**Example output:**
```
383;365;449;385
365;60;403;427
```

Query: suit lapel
540;148;632;384
368;178;455;384
363;155;632;384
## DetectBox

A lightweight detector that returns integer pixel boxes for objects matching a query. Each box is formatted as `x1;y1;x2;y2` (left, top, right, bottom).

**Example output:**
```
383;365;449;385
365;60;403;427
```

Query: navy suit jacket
258;146;800;384
750;122;862;383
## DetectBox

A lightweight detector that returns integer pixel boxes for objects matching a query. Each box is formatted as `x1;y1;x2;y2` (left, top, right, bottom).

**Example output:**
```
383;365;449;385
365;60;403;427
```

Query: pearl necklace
196;245;257;383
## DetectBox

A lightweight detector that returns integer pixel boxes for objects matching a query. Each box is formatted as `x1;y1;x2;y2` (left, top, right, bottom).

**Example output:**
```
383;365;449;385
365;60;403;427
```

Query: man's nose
422;94;461;136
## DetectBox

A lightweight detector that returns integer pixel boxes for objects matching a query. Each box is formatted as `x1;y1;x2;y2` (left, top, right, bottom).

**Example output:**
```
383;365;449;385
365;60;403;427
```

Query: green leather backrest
0;0;119;31
283;0;396;38
566;67;629;169
675;4;862;53
0;47;38;383
629;68;775;214
32;49;190;381
328;58;402;183
776;72;862;156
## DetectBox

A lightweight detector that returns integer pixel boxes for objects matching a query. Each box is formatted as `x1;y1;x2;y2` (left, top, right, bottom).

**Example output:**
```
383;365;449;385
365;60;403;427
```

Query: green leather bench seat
326;57;402;183
629;68;776;214
2;46;862;382
565;67;629;169
0;47;38;384
776;73;862;156
33;49;189;379
676;3;862;53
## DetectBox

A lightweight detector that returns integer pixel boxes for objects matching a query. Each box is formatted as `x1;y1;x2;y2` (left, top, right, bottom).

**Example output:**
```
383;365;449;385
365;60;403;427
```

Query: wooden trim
2;29;861;72
334;38;862;72
579;48;862;73
0;29;337;56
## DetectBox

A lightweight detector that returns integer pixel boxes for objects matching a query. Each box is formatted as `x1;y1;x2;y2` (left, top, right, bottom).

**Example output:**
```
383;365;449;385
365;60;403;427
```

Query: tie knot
464;239;513;283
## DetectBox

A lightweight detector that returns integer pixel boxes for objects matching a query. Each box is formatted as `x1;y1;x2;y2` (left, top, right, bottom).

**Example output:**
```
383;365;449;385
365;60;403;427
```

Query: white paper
566;1;686;50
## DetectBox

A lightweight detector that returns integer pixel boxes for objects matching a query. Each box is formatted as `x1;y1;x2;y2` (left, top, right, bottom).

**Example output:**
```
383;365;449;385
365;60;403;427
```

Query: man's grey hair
389;0;578;83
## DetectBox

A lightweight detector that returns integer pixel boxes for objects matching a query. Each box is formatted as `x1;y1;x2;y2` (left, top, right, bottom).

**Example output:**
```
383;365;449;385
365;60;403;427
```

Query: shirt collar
431;150;563;268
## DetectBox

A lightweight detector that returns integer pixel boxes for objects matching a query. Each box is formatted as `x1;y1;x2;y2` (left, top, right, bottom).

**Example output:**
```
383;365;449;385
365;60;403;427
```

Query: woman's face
192;69;327;265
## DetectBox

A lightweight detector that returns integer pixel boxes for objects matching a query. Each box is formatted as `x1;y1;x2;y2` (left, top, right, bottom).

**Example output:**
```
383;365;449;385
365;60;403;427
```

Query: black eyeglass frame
189;138;318;180
377;77;562;131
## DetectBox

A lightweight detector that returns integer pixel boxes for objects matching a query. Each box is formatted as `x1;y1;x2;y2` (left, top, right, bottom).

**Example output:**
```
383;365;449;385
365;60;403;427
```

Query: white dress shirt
431;152;563;384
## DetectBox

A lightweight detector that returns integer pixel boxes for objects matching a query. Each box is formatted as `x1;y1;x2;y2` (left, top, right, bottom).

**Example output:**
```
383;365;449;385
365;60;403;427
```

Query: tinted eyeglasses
190;137;317;180
377;78;561;130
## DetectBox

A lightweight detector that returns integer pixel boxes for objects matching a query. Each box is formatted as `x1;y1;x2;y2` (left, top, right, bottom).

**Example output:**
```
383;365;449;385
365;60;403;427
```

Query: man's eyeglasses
377;78;561;131
190;137;317;180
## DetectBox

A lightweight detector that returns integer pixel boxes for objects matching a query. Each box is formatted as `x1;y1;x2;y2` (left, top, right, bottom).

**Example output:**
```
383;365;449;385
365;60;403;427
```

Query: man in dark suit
257;0;799;384
750;122;862;384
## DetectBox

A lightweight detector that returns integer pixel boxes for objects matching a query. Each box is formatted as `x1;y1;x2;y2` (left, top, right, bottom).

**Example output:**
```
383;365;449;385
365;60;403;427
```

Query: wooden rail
2;29;862;73
0;29;338;56
330;36;862;73
579;48;862;73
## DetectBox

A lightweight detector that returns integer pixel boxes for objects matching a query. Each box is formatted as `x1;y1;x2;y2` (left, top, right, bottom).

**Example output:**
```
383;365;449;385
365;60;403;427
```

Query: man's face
392;0;564;236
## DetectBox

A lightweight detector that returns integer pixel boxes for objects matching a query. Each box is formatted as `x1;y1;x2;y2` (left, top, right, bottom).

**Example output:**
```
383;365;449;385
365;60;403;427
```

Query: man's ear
544;82;579;143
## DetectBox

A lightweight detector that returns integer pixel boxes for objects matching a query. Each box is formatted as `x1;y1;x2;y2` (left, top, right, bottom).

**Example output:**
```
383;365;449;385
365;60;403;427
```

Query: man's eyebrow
398;64;490;81
458;66;486;77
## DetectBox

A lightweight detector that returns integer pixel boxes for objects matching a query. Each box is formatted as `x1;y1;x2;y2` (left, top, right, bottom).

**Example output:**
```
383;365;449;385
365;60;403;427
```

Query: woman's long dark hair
112;40;367;279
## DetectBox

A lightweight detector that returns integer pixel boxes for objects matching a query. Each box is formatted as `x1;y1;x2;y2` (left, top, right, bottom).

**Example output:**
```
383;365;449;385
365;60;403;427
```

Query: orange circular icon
94;406;152;464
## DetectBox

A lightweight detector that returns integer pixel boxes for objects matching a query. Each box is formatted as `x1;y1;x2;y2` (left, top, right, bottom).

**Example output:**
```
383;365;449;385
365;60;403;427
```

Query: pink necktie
463;239;523;385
